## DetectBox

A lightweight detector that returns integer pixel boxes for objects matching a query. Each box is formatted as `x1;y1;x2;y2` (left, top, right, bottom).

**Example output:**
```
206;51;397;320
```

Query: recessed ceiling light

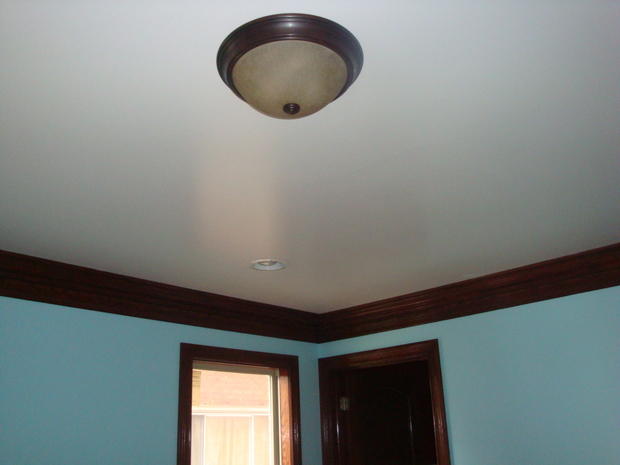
251;259;286;271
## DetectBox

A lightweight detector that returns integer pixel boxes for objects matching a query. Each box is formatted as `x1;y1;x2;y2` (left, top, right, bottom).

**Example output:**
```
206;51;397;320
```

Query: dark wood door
334;361;437;465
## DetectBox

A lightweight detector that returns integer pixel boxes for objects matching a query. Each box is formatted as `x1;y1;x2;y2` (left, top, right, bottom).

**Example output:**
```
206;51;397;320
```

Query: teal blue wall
2;286;619;465
319;287;620;465
0;297;321;465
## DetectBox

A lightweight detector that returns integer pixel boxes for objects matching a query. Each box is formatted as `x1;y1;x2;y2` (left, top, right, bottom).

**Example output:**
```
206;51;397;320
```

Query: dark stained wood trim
318;340;451;465
318;242;620;342
177;344;194;465
178;343;302;465
2;243;619;343
0;249;319;342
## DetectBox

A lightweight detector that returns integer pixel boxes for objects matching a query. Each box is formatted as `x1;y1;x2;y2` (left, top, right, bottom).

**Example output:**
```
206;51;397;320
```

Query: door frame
318;339;451;465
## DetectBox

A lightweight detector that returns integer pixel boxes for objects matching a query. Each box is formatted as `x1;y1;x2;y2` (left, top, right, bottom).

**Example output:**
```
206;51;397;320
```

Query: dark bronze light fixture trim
217;13;364;118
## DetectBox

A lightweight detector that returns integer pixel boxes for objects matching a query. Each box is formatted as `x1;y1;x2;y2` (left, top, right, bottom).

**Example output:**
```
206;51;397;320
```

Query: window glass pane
191;365;277;465
191;415;205;465
193;369;271;409
253;415;270;465
205;417;250;465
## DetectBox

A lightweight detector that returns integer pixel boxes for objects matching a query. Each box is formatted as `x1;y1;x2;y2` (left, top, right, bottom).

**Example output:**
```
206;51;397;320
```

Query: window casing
177;344;302;465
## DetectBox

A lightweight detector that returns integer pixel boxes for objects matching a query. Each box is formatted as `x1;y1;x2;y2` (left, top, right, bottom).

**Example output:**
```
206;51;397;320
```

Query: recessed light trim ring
217;13;364;102
251;259;286;271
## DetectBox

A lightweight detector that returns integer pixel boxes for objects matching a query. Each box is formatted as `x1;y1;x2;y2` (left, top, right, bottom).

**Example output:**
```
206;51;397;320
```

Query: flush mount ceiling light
217;13;363;119
251;259;286;271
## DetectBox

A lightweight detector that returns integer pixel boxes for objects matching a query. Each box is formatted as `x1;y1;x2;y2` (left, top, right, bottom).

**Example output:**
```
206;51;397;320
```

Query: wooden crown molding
318;242;620;342
0;250;319;342
1;243;619;343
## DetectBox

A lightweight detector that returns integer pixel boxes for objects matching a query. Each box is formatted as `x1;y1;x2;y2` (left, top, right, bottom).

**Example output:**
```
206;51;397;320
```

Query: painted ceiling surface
1;1;619;312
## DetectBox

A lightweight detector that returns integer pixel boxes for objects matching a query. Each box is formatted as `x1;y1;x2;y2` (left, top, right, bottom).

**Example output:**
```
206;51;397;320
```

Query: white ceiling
1;1;619;313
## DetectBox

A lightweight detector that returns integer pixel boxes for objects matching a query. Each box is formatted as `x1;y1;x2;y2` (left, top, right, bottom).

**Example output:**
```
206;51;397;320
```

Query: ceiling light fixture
251;259;286;271
217;13;363;119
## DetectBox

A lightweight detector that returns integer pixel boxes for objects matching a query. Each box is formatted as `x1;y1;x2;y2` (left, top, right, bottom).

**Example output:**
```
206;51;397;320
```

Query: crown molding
0;250;319;342
1;243;619;343
318;242;620;342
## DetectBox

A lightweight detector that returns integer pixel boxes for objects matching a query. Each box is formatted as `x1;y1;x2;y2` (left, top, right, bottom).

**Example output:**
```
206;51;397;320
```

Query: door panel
319;340;451;465
338;362;436;465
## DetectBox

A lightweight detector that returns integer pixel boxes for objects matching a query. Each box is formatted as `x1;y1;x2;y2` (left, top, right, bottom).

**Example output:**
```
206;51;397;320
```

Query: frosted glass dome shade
232;41;348;119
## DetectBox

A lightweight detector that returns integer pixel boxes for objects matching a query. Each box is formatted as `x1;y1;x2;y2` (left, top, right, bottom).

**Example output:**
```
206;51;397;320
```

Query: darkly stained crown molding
0;250;319;342
1;243;619;343
317;242;620;342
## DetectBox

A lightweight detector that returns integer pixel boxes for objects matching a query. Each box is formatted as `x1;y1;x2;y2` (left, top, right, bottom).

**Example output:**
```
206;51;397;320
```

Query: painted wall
319;286;620;465
2;286;619;465
0;297;321;465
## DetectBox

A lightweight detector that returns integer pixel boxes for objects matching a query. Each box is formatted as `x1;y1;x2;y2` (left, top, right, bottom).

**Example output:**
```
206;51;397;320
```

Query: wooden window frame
178;343;302;465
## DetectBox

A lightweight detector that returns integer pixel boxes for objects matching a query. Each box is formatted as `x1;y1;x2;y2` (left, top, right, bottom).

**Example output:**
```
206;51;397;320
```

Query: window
190;364;277;465
178;344;301;465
